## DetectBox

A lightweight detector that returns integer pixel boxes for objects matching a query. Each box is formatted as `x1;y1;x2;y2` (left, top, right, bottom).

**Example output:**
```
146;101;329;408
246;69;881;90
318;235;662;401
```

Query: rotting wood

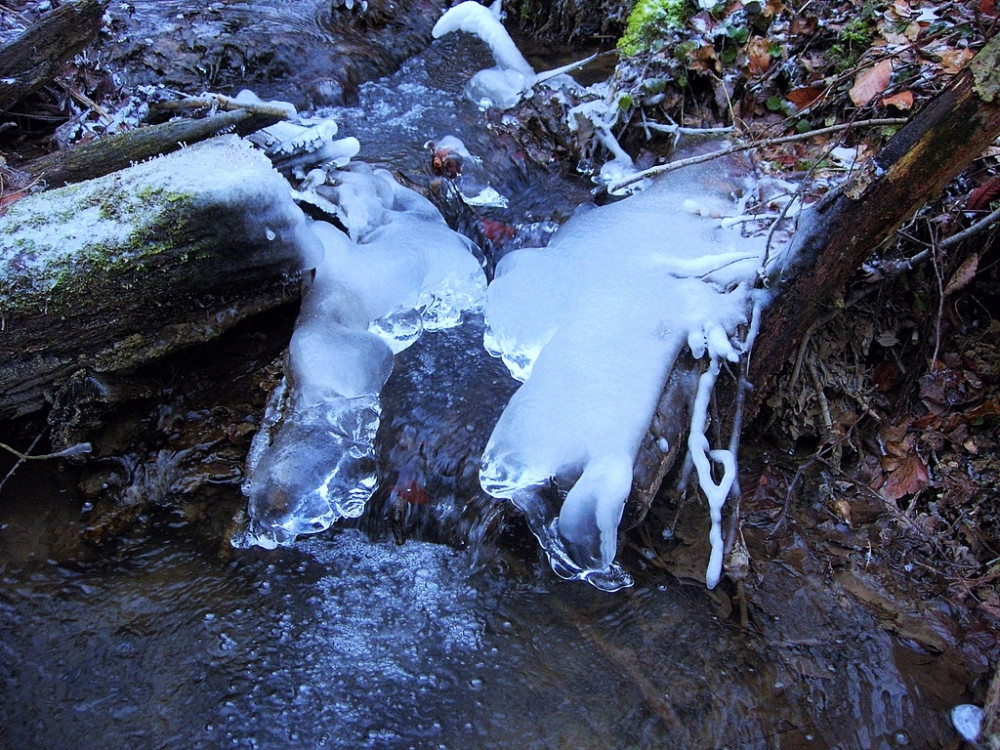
0;136;318;424
747;34;1000;418
984;664;1000;750
20;108;287;188
0;0;108;112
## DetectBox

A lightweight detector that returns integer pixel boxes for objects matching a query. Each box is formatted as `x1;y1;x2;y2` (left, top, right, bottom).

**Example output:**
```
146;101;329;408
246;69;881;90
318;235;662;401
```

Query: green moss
830;10;883;70
1;185;198;316
617;0;692;57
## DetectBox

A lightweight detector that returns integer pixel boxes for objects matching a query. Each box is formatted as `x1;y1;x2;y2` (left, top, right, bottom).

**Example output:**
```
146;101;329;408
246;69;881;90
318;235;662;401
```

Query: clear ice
479;155;768;590
236;162;486;549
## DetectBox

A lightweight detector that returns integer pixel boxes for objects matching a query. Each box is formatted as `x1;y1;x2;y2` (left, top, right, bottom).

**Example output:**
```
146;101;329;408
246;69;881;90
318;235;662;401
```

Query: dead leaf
943;252;979;298
746;36;772;75
873;361;901;392
966;177;1000;212
881;90;914;110
880;452;930;500
789;15;817;36
786;86;823;109
940;48;974;75
849;59;893;107
764;0;784;16
919;368;981;414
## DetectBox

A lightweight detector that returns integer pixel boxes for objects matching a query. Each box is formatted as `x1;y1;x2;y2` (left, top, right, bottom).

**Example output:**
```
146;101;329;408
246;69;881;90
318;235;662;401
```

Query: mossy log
0;0;108;112
749;35;1000;417
22;109;287;188
0;135;319;421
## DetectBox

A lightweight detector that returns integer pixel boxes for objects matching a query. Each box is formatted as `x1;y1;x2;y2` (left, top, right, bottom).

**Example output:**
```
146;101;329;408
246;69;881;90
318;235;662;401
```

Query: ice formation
426;134;509;208
253;113;361;177
236;161;486;549
568;94;640;190
433;4;638;190
432;1;534;110
480;154;769;589
951;704;983;742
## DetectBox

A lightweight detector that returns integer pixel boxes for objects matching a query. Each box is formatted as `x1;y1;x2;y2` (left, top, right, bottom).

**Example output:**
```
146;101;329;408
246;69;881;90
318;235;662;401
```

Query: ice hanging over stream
480;155;770;590
233;8;782;589
236;157;486;549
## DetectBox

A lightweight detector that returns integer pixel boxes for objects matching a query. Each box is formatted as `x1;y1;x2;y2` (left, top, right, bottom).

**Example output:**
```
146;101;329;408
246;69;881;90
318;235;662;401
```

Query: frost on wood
479;155;769;590
0;135;319;419
235;163;487;549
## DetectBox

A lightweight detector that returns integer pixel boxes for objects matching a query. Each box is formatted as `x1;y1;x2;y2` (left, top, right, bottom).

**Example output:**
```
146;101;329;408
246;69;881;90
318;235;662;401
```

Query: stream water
0;4;990;749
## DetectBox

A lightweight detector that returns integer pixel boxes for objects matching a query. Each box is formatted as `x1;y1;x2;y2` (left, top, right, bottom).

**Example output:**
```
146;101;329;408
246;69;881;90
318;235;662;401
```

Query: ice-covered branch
432;1;533;77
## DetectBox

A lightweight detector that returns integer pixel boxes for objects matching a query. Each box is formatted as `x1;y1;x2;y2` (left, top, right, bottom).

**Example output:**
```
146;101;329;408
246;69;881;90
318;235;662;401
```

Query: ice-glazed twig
153;91;297;120
608;118;909;193
532;52;604;86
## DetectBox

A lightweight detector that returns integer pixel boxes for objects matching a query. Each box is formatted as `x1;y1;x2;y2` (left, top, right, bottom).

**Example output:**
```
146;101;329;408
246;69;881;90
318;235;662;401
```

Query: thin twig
609;118;909;192
634;121;736;136
0;440;92;461
941;204;1000;249
531;51;606;86
930;235;945;368
54;77;112;124
0;432;43;494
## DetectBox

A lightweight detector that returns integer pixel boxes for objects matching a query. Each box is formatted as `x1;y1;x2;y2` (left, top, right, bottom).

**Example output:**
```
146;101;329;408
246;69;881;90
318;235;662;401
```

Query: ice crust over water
480;155;767;589
236;161;486;549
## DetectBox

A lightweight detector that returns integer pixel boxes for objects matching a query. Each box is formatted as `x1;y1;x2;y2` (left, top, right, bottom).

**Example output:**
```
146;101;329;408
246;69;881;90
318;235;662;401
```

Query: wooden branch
0;0;108;111
747;35;1000;417
21;108;287;188
984;664;1000;750
608;118;909;193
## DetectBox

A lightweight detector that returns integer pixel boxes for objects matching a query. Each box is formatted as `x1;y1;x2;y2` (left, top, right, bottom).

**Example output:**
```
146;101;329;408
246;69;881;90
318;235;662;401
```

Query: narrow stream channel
0;5;987;748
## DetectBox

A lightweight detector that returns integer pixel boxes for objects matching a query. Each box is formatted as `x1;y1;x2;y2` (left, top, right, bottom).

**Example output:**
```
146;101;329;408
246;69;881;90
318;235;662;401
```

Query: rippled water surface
0;5;988;749
0;445;980;750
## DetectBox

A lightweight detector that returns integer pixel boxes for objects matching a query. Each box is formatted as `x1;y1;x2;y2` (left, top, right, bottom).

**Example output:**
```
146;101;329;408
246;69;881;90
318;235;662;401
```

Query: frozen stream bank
0;2;992;748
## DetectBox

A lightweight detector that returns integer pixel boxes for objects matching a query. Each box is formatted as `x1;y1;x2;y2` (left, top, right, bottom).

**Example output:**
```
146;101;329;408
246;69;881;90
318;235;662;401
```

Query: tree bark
748;35;1000;418
0;0;108;112
985;665;1000;750
0;135;318;422
21;109;286;188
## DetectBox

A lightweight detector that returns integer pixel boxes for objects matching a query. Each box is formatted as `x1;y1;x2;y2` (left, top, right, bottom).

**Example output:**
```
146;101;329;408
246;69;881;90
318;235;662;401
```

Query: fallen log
0;0;108;112
21;108;288;188
748;34;1000;417
0;135;319;422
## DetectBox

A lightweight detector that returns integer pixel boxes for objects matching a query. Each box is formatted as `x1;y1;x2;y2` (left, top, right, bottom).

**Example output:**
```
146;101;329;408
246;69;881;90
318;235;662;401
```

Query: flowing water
0;459;983;749
0;5;991;749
